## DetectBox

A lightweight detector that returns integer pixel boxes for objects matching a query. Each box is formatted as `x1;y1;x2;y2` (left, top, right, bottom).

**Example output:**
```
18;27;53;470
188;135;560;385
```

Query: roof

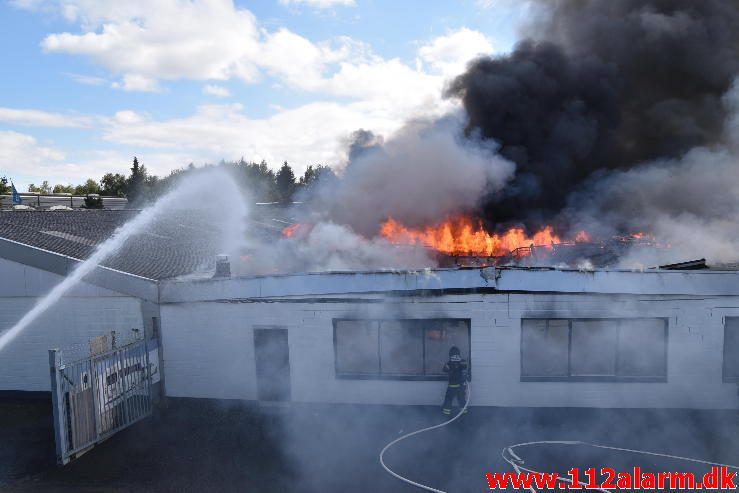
158;265;739;303
0;205;290;280
0;207;287;280
0;210;211;280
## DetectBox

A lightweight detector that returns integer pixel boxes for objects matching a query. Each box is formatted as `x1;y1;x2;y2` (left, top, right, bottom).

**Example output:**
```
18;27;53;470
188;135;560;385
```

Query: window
521;318;667;382
333;319;471;380
570;320;618;376
334;320;379;375
723;317;739;382
520;319;569;377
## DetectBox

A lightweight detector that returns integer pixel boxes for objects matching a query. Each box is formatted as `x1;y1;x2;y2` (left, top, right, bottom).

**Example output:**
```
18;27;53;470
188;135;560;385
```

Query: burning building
2;0;739;420
0;207;739;411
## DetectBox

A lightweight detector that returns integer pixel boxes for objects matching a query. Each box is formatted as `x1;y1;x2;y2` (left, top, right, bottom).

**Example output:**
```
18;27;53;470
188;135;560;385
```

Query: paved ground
2;396;739;492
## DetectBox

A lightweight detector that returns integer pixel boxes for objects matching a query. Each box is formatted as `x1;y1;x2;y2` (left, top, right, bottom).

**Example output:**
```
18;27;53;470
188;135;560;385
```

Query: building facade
1;211;738;409
157;268;739;409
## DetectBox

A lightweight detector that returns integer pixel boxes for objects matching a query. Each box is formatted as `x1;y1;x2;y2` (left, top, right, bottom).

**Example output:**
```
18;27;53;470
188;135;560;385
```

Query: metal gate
49;336;155;464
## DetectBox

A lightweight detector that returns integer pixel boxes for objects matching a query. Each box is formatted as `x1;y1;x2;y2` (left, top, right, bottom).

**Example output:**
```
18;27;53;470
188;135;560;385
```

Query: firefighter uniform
442;346;469;415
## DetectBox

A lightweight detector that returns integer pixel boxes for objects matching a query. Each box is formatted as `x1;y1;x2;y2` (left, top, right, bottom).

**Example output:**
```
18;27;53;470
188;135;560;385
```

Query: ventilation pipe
214;254;231;278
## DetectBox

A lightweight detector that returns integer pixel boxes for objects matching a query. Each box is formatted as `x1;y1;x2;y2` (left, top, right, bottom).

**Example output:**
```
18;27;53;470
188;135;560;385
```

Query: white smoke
242;222;434;275
240;116;516;275
321;117;516;236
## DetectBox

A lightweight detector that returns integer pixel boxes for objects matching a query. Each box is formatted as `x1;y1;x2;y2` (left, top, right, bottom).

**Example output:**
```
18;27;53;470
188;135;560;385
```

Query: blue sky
0;0;529;189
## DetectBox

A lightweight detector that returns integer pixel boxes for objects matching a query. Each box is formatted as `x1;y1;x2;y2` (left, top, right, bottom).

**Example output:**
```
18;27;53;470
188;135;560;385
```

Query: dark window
334;319;471;380
521;318;667;382
723;317;739;382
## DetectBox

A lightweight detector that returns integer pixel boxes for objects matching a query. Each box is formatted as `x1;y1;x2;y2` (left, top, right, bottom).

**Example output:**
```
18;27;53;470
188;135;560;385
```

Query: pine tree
275;161;296;203
127;156;148;205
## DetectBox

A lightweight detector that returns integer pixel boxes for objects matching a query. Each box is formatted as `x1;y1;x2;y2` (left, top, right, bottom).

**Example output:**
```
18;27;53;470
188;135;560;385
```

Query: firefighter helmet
449;346;462;362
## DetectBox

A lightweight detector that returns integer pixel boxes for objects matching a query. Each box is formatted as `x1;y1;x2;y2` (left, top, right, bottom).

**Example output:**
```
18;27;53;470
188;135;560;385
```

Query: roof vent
214;254;231;278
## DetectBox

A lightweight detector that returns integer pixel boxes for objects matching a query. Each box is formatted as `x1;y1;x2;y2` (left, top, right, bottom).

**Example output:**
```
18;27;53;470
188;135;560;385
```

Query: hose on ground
501;440;739;493
379;383;471;493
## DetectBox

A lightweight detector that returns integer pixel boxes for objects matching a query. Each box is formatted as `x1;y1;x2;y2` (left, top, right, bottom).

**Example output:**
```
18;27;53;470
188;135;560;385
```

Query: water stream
0;169;247;352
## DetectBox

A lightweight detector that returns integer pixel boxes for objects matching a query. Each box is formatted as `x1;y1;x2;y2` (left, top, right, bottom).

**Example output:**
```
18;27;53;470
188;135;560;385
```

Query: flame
282;224;301;237
574;230;590;243
379;216;562;257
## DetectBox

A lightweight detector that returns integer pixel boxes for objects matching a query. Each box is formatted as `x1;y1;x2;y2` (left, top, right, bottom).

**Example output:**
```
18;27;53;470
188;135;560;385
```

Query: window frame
520;317;668;383
333;318;471;381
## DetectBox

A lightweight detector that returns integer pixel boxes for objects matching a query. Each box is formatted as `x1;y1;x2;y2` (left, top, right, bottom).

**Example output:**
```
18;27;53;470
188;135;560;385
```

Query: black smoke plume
446;0;739;230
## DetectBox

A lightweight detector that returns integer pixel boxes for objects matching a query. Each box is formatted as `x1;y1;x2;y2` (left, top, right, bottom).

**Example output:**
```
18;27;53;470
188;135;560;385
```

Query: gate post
49;349;68;465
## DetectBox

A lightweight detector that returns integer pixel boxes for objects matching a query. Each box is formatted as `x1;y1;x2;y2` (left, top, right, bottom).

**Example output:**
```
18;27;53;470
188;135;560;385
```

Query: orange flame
379;216;562;257
282;224;300;237
574;230;590;243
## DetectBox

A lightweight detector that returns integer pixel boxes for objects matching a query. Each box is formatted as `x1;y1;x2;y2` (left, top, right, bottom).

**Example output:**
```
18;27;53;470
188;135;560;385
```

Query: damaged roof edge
158;266;739;303
0;236;159;302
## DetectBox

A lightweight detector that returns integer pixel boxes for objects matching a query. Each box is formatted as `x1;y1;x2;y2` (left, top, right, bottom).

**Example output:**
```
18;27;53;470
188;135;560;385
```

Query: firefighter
442;346;469;415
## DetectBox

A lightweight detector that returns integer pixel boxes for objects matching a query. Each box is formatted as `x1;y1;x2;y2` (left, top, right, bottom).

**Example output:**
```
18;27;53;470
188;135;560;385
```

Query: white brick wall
0;257;144;391
159;293;739;409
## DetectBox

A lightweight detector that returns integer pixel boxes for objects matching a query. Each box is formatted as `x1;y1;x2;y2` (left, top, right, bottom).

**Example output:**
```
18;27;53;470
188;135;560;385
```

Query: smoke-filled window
520;319;569;377
333;319;470;380
334;320;380;375
571;320;619;377
521;318;667;382
722;317;739;382
379;321;424;375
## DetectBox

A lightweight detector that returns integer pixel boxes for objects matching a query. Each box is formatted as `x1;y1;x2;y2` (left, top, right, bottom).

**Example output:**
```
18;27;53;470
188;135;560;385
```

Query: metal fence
49;337;155;465
0;193;128;210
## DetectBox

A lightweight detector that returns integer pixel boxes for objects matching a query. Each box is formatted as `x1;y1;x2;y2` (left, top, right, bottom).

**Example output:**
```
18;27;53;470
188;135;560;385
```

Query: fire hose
380;386;739;493
379;383;471;493
502;441;739;493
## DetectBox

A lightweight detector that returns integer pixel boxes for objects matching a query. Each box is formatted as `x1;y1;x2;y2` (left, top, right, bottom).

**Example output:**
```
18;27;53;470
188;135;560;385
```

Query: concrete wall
0;257;144;391
159;292;739;409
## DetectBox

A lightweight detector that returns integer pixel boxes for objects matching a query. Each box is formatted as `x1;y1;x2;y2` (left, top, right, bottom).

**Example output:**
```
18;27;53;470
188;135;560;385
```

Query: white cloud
258;30;458;109
33;1;490;102
0;107;93;128
112;110;146;124
279;0;355;8
203;84;231;98
111;74;162;92
418;28;494;77
10;2;505;184
0;130;192;188
0;131;67;184
41;0;261;89
101;100;425;175
66;72;108;86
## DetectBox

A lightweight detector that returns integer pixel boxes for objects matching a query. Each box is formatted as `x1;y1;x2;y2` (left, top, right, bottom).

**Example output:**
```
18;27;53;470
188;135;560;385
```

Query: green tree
0;176;9;195
74;178;101;195
230;159;277;202
275;161;296;203
100;173;128;197
28;181;51;194
127;157;148;205
52;184;75;194
299;164;336;187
